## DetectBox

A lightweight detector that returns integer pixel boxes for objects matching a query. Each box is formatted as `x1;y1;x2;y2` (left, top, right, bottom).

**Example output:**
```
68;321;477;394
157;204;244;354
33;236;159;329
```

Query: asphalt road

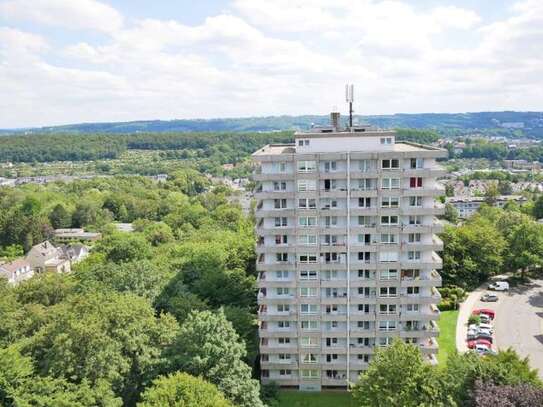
471;280;543;378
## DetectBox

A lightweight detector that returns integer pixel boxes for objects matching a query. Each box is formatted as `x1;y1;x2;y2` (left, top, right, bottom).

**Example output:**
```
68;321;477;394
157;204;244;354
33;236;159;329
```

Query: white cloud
0;0;123;32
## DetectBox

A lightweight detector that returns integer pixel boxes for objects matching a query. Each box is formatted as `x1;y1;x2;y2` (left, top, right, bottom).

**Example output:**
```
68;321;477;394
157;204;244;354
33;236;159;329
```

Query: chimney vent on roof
330;111;341;131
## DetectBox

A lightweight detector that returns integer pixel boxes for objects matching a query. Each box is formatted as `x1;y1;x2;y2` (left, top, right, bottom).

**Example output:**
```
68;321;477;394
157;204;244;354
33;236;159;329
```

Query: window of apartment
299;216;317;227
274;198;287;209
299;234;317;246
275;235;288;245
300;304;318;314
408;251;421;260
409;215;422;225
406;304;420;312
409;196;423;207
279;162;287;172
381;196;399;208
325;304;339;314
324;252;339;263
276;287;290;296
358;354;371;363
274;217;288;227
382;159;399;169
380;137;393;145
379;286;398;297
275;270;289;279
298;179;317;192
279;369;292;376
382;178;400;189
359;178;374;190
410;158;424;169
380;215;398;225
297;139;310;147
323;234;337;246
300;369;319;378
277;320;290;328
358;269;374;279
302;354;318;364
380;269;398;280
408;233;421;243
301;320;319;330
378;320;397;331
278;337;291;345
278;353;291;361
380;233;397;244
358;216;374;227
407;286;420;295
402;269;421;280
323;179;337;190
326;354;339;362
378;337;394;346
301;337;319;347
273;181;287;191
300;287;317;297
358;303;370;313
277;304;290;312
276;253;288;263
380;251;399;262
358;251;371;263
323;161;337;172
299;254;317;263
357;321;370;329
322;270;338;280
298;198;316;209
300;270;318;280
358;287;375;297
326;337;339;347
379;304;397;314
358;233;371;244
410;177;423;188
297;160;316;172
359;197;371;208
321;198;337;209
324;216;338;226
359;159;373;172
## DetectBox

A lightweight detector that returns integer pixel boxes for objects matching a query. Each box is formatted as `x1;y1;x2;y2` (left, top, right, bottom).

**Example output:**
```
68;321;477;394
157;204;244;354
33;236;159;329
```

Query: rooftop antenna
345;84;354;129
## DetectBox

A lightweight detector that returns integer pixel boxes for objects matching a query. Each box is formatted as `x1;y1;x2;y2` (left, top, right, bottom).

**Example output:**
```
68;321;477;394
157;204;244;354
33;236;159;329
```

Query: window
301;320;319;330
324;252;339;263
300;304;318;314
276;287;290;295
380;234;397;244
326;354;339;362
380;137;393;145
297;139;310;147
277;304;290;312
379;251;399;262
380;269;398;280
402;269;420;280
321;198;337;209
408;251;421;260
378;337;393;346
276;253;288;262
381;196;399;208
326;337;339;347
358;354;371;363
278;353;291;361
408;233;421;243
379;286;398;297
358;287;375;297
382;159;399;169
300;287;317;297
275;270;289;279
299;216;317;227
358;303;370;313
359;159;372;172
302;354;318;364
299;234;317;245
297;160;316;172
378;320;397;331
301;337;319;347
298;198;316;209
409;196;423;207
410;158;424;169
358;216;374;227
279;162;287;172
359;197;371;208
380;215;398;225
409;215;422;225
322;270;338;280
298;179;316;192
323;179;337;190
323;161;337;172
277;320;290;328
273;181;287;191
274;198;287;209
358;269;374;279
359;178;374;190
379;304;397;314
323;234;337;246
278;337;291;345
300;369;319;378
324;216;338;226
357;321;370;329
358;252;371;262
299;254;317;263
300;270;318;280
382;178;400;189
407;286;420;295
274;217;288;227
275;235;288;245
279;369;292;376
410;177;423;188
358;233;371;244
406;304;420;312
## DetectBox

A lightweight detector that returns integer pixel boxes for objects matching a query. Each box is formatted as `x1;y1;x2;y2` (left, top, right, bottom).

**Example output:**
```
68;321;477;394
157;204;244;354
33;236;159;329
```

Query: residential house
25;241;71;273
0;259;34;284
59;244;90;264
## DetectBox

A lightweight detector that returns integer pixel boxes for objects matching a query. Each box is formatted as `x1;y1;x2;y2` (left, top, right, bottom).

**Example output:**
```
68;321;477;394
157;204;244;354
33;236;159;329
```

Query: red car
467;339;492;349
472;308;495;320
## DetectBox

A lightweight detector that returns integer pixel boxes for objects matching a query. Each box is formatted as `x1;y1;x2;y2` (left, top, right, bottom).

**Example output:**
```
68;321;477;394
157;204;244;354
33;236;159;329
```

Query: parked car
489;281;509;291
479;323;494;333
473;308;496;320
477;327;493;337
475;333;493;343
467;339;492;349
477;346;497;356
479;314;492;324
481;293;499;302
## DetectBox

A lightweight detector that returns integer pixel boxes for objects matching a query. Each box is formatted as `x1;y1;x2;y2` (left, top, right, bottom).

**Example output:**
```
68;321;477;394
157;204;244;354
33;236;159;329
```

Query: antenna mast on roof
345;84;354;129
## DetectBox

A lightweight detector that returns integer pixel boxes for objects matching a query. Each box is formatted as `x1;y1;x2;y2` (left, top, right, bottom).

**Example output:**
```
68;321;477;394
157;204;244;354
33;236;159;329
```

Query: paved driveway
457;279;543;378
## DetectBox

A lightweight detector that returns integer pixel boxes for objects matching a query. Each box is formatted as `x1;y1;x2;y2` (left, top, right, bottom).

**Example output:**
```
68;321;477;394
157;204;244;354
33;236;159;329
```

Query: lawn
437;309;459;366
278;391;356;407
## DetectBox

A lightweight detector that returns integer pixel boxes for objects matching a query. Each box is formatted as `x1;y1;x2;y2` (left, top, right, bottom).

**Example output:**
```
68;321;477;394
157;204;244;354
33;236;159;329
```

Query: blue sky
0;0;542;128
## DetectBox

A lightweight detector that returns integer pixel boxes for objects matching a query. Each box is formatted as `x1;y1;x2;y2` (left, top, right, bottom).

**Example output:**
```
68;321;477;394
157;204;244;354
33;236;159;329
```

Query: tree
352;340;453;407
142;222;174;246
137;372;233;407
484;183;499;205
498;180;513;196
0;244;24;261
532;195;543;219
472;380;543;407
96;233;152;263
506;221;543;279
23;291;178;405
445;184;455;197
443;203;459;224
166;310;264;407
49;204;72;229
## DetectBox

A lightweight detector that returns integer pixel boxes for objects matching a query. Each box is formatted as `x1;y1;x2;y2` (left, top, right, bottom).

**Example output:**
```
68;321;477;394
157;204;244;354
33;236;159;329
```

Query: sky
0;0;542;128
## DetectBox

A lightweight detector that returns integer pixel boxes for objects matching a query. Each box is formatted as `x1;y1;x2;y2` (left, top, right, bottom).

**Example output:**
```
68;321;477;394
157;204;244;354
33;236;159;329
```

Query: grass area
277;391;355;407
437;309;459;366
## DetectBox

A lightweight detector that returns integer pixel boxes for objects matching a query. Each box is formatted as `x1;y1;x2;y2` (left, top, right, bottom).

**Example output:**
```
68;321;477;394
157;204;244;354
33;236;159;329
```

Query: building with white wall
252;119;446;390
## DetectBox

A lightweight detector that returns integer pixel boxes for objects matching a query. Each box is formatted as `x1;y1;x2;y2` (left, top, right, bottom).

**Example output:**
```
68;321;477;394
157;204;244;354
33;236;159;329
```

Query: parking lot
461;279;543;378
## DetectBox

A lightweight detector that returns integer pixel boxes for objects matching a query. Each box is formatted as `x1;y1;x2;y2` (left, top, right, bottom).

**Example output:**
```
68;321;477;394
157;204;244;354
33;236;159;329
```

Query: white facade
253;127;447;390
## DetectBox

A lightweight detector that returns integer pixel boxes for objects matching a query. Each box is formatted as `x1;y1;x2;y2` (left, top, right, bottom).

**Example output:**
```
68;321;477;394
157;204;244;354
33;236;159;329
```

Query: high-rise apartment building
253;116;447;391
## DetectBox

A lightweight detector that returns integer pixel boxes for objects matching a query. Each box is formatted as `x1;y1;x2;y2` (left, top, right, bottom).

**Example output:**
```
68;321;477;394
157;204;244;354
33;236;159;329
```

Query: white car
489;281;509;291
479;314;491;324
479;323;494;333
478;327;492;336
474;343;490;353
